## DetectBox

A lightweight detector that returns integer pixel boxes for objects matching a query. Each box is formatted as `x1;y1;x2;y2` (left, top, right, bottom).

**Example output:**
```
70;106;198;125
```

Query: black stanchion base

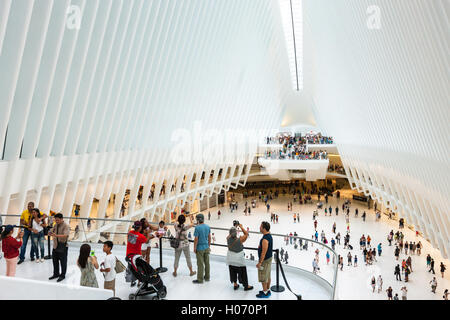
44;255;52;260
271;285;285;293
156;267;168;273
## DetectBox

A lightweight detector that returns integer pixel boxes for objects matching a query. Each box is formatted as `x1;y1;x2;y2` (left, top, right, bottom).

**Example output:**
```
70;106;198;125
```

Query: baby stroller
126;254;167;300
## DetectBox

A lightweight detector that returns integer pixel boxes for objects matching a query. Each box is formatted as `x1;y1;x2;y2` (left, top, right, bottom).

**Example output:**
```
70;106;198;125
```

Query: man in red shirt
126;221;149;287
126;221;148;258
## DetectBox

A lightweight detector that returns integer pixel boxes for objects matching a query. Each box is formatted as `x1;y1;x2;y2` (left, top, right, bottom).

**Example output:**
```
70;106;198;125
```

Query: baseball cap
133;221;142;229
196;214;204;223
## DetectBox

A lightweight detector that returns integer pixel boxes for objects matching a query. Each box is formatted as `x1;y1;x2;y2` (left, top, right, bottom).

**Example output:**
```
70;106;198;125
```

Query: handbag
114;256;126;273
170;225;183;249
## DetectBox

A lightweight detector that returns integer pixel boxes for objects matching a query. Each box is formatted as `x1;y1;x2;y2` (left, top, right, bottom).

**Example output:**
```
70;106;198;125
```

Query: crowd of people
264;149;328;160
259;191;449;300
328;164;346;174
265;133;334;145
1;188;449;301
263;133;330;160
123;213;275;298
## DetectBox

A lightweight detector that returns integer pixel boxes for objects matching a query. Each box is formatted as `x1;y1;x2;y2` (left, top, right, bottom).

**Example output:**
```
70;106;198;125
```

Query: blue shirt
194;223;210;251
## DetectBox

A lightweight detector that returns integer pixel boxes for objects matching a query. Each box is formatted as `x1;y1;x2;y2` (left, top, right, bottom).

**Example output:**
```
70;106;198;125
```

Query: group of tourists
125;212;275;298
263;133;330;160
265;133;333;145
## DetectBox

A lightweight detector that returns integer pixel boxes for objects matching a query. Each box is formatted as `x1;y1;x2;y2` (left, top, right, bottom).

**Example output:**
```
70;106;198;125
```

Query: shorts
258;257;272;283
104;279;116;295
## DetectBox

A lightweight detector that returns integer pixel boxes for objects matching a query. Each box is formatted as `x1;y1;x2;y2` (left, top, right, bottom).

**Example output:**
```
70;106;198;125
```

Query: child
100;241;116;296
156;220;167;238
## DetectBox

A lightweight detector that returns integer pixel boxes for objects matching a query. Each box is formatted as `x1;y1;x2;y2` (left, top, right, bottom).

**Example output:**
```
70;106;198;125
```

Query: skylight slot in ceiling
278;0;303;91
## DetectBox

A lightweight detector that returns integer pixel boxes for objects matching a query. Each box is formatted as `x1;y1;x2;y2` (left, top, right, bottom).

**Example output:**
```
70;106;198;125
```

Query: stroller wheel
129;294;136;300
158;286;167;299
152;295;160;300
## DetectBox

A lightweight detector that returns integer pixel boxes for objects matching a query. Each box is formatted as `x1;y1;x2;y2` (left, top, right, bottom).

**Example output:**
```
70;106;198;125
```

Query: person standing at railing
126;221;149;287
48;213;69;282
256;221;273;299
140;218;157;267
30;208;47;263
1;225;23;276
192;214;211;284
226;223;253;291
18;202;36;264
173;215;196;278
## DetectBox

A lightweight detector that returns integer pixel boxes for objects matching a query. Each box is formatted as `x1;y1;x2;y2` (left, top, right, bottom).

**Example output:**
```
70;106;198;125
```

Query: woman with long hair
173;214;196;277
77;243;99;288
30;208;47;263
1;225;23;276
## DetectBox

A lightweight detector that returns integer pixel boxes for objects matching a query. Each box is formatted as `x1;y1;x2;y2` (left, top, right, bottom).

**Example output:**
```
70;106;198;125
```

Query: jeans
196;248;210;282
52;247;68;277
19;229;35;261
31;231;45;259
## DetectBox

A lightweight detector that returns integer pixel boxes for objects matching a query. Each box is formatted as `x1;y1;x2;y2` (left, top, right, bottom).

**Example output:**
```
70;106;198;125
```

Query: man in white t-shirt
100;241;116;296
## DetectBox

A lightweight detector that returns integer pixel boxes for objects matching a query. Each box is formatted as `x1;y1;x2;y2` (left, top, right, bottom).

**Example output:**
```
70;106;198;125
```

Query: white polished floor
200;190;450;300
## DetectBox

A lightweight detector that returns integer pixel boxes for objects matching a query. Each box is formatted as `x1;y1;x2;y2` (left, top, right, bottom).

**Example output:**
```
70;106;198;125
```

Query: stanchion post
271;249;285;292
44;229;52;260
155;236;167;273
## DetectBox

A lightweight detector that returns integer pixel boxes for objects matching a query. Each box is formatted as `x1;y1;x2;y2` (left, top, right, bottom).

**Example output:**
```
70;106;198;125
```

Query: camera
233;220;239;227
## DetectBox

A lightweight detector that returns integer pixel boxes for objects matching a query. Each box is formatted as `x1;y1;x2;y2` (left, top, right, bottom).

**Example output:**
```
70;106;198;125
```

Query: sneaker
57;276;65;282
192;280;203;284
36;259;40;263
49;275;60;280
17;260;25;265
256;291;271;298
31;258;35;262
244;286;254;291
40;258;44;263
